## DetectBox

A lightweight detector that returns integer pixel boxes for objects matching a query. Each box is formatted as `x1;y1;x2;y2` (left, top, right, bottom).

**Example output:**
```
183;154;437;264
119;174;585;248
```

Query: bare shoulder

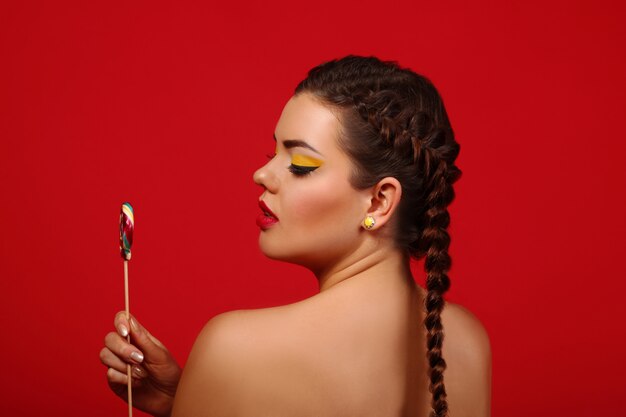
441;301;492;361
440;301;492;417
191;308;271;353
170;307;302;417
169;310;243;416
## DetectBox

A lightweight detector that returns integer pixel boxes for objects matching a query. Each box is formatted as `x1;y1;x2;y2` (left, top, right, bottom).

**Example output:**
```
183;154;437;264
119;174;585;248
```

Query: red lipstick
257;200;279;230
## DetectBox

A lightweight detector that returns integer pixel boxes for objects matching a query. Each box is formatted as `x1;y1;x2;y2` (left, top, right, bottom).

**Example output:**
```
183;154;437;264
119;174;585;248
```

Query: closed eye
288;164;318;176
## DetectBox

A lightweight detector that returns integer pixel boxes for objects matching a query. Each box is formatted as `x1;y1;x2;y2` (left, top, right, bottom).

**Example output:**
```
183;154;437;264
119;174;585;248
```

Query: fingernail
130;351;144;363
133;366;144;377
118;325;128;337
130;317;140;333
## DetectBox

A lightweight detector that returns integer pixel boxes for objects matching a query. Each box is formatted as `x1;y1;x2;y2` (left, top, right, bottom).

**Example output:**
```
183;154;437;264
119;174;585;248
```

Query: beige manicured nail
130;317;140;332
118;325;128;337
130;351;144;363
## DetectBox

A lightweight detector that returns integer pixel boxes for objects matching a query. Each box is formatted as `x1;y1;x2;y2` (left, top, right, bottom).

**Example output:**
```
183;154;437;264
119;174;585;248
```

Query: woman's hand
100;312;182;417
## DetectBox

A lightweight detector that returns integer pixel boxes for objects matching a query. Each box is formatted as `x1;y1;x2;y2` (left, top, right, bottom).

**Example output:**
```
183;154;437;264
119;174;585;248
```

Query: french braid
295;55;462;417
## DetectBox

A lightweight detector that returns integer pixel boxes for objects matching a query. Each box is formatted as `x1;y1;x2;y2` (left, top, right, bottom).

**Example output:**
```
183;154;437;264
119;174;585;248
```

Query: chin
258;233;289;260
258;242;297;262
257;234;312;265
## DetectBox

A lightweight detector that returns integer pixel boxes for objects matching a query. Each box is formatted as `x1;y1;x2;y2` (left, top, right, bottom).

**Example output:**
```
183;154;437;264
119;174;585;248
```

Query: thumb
129;316;170;364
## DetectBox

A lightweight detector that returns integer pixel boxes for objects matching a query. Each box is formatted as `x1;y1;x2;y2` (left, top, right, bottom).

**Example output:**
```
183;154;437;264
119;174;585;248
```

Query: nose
253;160;278;193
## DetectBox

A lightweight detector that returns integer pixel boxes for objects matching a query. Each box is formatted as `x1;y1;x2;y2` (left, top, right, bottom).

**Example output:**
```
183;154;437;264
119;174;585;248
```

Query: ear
364;177;402;230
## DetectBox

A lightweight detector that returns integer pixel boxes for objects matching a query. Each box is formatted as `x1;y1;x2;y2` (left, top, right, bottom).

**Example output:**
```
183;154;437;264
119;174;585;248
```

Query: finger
116;313;166;354
114;311;131;338
106;367;144;391
107;370;128;400
107;367;129;385
131;364;147;379
104;331;144;365
100;347;127;373
128;316;170;364
100;347;147;378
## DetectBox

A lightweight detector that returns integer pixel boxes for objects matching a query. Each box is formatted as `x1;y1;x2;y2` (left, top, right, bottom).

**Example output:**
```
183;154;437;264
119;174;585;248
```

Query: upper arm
441;303;492;417
170;311;250;417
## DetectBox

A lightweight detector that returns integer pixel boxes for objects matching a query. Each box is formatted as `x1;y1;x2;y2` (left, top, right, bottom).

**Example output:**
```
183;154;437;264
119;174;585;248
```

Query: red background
1;1;625;416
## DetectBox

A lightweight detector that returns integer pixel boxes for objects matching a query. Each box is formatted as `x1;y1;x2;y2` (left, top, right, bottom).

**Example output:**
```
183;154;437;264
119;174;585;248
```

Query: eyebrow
273;133;323;156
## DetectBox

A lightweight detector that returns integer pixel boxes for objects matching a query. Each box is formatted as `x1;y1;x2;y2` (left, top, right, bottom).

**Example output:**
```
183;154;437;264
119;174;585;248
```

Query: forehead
275;94;341;152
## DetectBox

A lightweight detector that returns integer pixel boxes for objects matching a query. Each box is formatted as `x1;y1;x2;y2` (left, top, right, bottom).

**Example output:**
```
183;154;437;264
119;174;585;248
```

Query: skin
101;93;492;417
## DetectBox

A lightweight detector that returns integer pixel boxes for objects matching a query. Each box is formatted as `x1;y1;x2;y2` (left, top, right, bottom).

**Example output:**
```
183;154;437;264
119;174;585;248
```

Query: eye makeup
289;154;323;176
291;154;323;167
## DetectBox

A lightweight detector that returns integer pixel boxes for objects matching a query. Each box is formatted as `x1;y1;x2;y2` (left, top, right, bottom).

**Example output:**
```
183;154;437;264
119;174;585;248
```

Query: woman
100;55;492;417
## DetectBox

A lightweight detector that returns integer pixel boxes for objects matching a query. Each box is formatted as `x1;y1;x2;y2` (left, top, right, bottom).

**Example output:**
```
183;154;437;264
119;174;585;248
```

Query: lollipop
119;202;134;416
120;202;134;260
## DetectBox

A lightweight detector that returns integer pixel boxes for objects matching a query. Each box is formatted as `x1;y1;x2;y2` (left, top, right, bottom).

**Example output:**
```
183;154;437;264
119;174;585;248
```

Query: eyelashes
265;152;321;177
288;164;318;176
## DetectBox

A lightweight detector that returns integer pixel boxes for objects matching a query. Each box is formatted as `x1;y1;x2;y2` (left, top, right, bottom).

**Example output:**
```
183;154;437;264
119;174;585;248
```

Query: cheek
287;180;358;233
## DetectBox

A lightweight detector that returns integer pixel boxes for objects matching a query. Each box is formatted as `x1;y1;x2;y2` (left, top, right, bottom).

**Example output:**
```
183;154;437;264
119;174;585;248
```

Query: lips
257;200;279;230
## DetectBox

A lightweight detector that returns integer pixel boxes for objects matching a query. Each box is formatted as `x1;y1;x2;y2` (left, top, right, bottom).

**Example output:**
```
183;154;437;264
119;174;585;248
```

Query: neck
314;244;416;294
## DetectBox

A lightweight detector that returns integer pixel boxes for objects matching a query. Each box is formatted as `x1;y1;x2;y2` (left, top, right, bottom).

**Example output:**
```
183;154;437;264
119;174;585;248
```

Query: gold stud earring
363;215;376;230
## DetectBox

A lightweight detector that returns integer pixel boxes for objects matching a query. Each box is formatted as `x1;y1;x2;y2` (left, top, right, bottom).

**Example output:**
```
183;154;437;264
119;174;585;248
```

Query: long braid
419;152;458;417
295;55;462;417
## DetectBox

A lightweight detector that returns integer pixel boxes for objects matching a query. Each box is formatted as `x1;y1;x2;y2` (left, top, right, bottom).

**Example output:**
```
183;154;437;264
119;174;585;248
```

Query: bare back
171;284;491;417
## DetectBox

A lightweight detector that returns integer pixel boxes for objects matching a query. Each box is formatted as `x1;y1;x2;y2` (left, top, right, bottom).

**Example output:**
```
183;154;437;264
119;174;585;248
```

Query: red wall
1;1;624;416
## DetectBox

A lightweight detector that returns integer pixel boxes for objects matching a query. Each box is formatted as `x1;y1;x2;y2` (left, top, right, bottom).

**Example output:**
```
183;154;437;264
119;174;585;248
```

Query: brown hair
295;55;462;417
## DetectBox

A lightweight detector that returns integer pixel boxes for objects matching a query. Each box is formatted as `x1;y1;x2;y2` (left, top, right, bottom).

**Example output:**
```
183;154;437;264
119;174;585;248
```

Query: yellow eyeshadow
291;154;323;167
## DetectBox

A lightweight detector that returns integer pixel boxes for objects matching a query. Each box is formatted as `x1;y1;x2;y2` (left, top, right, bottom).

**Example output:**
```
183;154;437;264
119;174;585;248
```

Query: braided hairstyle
295;55;462;417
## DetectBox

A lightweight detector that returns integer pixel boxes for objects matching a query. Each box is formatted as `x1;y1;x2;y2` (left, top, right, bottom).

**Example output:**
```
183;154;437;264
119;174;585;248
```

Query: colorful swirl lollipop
119;202;134;261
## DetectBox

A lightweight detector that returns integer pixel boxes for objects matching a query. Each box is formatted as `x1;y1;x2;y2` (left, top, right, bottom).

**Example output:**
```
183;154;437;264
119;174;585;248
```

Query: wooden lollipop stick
124;260;132;417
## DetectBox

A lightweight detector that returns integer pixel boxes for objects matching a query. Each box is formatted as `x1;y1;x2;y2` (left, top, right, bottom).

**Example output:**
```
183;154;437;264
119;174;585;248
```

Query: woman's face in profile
253;93;370;270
